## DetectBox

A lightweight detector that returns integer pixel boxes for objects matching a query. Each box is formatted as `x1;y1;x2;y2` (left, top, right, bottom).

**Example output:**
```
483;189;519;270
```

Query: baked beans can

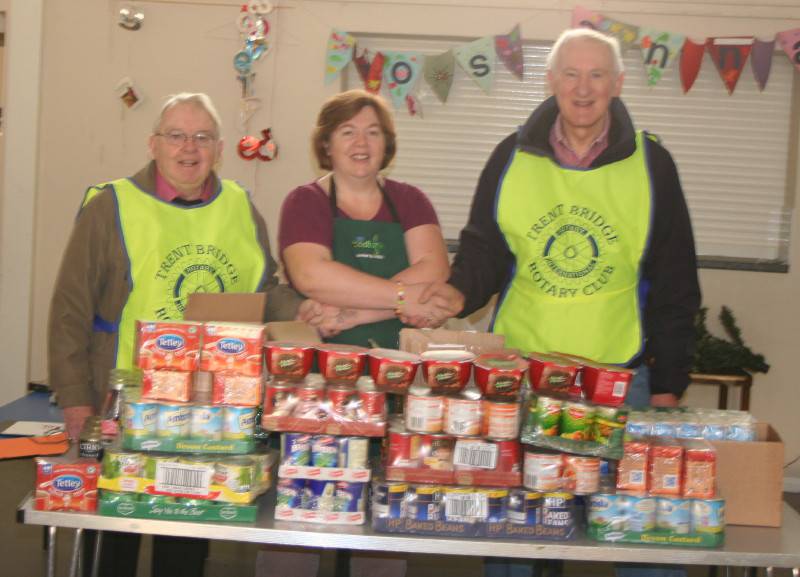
263;381;296;417
541;492;574;528
356;377;386;423
156;403;191;439
443;395;482;436
507;489;542;526
405;393;444;433
223;406;256;440
387;430;415;467
691;498;725;534
190;404;223;441
531;396;562;436
334;481;366;512
420;434;455;471
408;485;442;521
337;436;368;469
627;495;657;532
481;399;520;440
656;497;691;534
327;385;358;419
443;486;477;522
311;434;339;468
478;487;509;522
560;401;594;441
563;456;601;495
281;433;312;466
523;452;563;492
373;481;408;519
123;401;158;440
276;477;306;508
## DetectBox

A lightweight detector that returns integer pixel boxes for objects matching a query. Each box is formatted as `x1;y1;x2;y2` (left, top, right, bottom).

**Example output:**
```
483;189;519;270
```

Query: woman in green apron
279;89;451;348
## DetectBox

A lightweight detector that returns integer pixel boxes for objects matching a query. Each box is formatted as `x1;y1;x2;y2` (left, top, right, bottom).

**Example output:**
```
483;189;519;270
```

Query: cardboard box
265;321;321;344
711;423;784;527
399;328;505;355
185;292;266;323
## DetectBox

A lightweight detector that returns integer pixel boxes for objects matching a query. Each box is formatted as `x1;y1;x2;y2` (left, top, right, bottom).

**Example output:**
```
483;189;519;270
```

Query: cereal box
200;322;265;377
137;321;202;371
35;456;100;512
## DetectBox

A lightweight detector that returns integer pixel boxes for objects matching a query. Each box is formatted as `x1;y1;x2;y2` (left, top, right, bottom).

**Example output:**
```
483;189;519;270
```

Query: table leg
69;528;83;577
46;526;56;577
719;386;729;411
90;531;103;577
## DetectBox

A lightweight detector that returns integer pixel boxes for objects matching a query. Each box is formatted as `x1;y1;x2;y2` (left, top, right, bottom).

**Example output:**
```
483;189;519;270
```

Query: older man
48;92;303;577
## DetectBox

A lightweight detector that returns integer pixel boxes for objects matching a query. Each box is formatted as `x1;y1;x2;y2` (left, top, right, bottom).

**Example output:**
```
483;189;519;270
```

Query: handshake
296;282;466;338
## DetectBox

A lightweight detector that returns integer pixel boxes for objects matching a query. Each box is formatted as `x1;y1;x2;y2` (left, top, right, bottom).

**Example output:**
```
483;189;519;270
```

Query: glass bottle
78;416;103;460
100;369;127;443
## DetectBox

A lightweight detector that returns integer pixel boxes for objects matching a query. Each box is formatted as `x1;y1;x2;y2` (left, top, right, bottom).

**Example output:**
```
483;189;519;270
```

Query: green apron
325;178;409;349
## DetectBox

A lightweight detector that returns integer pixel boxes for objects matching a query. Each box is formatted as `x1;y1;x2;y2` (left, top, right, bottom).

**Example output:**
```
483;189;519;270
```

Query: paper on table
1;421;65;436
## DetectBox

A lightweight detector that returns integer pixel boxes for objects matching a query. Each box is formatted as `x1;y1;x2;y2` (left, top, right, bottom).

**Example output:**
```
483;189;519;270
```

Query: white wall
12;0;800;478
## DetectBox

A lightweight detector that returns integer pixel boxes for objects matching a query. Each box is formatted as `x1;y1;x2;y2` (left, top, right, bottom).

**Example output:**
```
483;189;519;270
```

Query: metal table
18;495;800;575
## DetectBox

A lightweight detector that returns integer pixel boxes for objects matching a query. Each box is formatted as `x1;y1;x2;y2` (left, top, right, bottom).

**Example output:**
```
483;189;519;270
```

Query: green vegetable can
560;401;594;441
532;396;563;436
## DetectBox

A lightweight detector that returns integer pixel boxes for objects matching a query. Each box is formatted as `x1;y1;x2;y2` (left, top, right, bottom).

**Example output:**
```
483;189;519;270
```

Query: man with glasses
48;92;303;577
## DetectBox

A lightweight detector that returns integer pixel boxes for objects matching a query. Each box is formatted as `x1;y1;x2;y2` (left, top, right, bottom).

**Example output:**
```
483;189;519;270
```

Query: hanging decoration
751;39;776;91
639;28;685;86
118;6;144;31
114;77;143;109
325;29;356;84
354;48;385;94
382;52;423;109
495;24;524;81
600;18;640;52
680;39;706;93
423;50;456;103
706;37;753;95
777;28;800;72
238;128;278;162
454;36;496;95
571;5;602;29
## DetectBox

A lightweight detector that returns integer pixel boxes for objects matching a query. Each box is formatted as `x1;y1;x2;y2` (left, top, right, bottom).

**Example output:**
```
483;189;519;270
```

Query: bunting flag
601;18;640;52
751;38;776;91
639;28;686;86
324;29;355;84
382;52;423;109
706;37;753;94
680;39;706;93
423;50;456;103
495;24;524;80
353;47;385;93
777;28;800;72
571;6;602;29
454;36;496;94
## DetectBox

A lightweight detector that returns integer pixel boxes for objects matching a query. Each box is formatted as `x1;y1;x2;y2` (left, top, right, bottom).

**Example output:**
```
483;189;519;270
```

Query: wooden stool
688;372;752;411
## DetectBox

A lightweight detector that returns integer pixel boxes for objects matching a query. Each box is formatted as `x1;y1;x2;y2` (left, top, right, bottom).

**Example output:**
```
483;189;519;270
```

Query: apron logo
153;243;241;319
351;234;385;260
524;203;619;298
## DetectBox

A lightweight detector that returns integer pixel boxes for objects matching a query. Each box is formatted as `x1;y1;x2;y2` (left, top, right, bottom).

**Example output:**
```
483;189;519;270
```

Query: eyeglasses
155;131;217;148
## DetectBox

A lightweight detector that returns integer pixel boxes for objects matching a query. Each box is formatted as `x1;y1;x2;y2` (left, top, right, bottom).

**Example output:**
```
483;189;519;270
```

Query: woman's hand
400;283;464;328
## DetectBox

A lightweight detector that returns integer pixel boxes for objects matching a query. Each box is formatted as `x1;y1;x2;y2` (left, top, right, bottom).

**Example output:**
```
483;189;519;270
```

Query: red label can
327;385;358;418
387;430;415;467
494;439;522;473
263;381;296;417
481;399;521;440
419;433;455;471
357;388;386;423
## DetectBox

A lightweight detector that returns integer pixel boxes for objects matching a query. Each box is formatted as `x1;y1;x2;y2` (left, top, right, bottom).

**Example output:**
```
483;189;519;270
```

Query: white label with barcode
405;395;443;432
155;462;212;496
612;380;627;398
453;440;498;469
445;493;487;521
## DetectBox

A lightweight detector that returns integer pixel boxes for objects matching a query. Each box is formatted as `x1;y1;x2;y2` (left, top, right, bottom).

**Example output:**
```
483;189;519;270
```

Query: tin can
532;397;563;436
306;479;337;512
156;403;191;439
276;477;306;508
405;393;444;433
420;434;455;471
477;487;509;522
280;433;312;466
588;494;626;531
337;437;368;469
311;435;339;468
523;452;563;492
373;481;408;519
327;385;358;419
563;456;601;495
443;396;482;436
123;401;158;440
560;401;594;441
296;381;325;403
387;430;415;467
356;379;386;423
541;492;574;528
214;457;254;493
190;405;223;441
142;454;180;480
656;497;691;534
481;399;520;440
334;481;366;512
443;486;477;522
222;406;256;440
263;381;296;417
592;406;627;447
102;449;143;478
691;498;725;533
507;489;542;526
495;440;522;473
408;485;442;521
626;495;657;532
79;418;103;460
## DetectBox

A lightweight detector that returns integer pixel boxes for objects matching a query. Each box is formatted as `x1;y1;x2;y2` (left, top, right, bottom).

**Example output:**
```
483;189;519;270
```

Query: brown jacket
48;162;303;409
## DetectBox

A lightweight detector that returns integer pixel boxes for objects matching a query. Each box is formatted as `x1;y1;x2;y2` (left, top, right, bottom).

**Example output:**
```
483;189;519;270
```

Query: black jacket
449;96;701;397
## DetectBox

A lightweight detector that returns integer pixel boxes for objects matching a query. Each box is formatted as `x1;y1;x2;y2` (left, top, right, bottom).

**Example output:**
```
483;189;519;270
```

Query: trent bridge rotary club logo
525;204;619;298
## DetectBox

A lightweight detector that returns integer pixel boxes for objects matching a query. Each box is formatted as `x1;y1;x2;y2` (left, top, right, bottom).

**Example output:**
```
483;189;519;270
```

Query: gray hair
153;93;222;137
546;28;625;76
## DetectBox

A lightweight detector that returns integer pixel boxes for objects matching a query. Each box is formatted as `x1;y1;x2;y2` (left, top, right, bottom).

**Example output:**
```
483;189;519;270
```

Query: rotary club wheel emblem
172;264;225;312
542;224;599;279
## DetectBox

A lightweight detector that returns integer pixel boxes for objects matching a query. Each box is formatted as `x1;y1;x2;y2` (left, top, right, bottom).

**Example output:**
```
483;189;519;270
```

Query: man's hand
650;393;679;408
63;405;95;440
400;282;465;328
